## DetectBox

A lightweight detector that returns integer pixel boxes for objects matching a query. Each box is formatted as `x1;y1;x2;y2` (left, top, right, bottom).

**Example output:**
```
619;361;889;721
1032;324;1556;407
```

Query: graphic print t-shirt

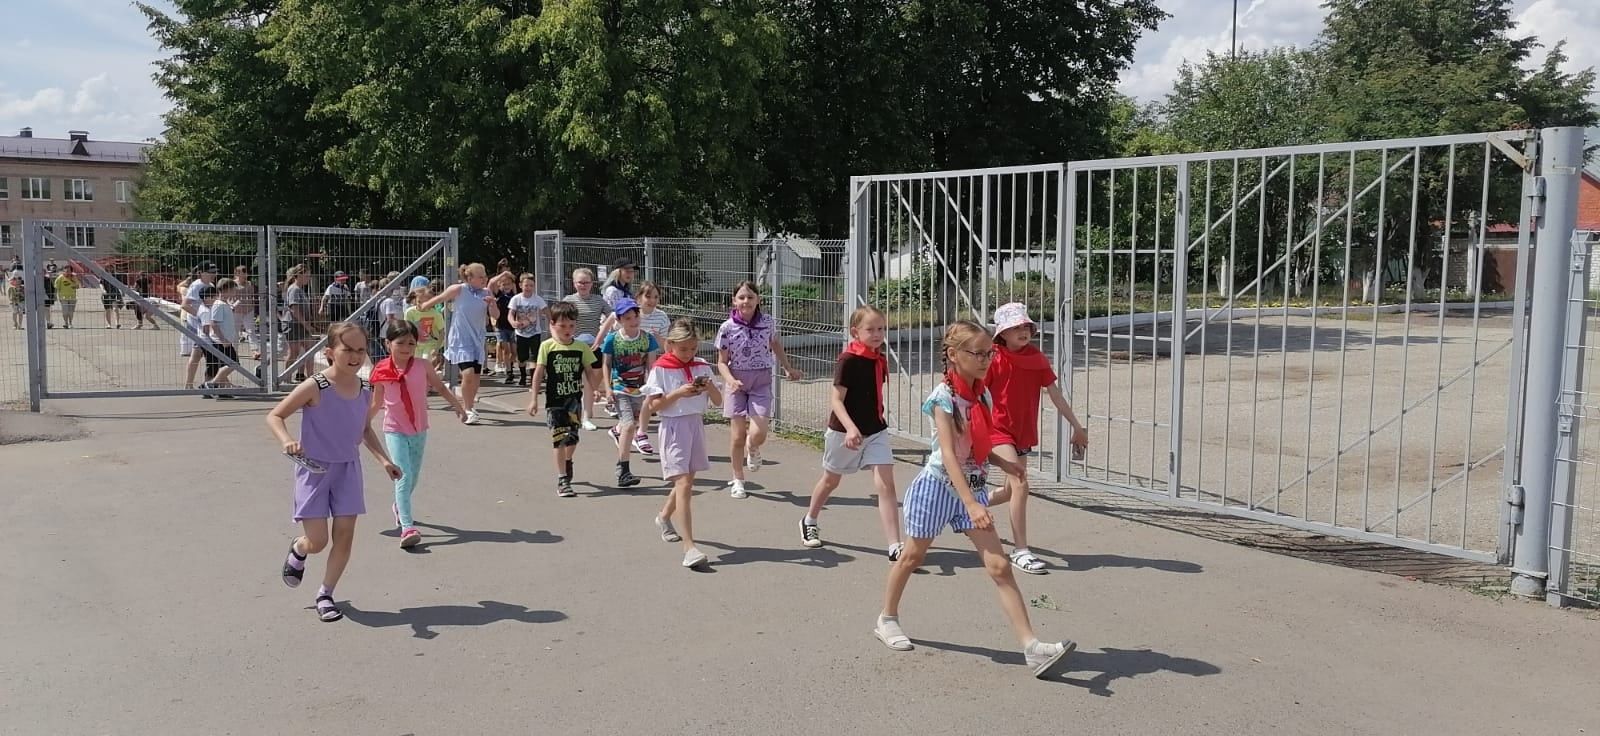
537;338;599;403
600;330;660;395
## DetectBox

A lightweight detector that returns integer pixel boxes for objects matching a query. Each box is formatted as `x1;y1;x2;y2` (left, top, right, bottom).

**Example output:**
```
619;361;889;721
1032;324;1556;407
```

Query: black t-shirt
495;290;514;330
134;275;152;294
828;353;888;436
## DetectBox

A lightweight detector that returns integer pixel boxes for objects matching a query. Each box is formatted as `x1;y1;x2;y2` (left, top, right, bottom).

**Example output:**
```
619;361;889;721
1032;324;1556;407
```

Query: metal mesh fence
22;221;266;398
1553;231;1600;605
266;227;454;387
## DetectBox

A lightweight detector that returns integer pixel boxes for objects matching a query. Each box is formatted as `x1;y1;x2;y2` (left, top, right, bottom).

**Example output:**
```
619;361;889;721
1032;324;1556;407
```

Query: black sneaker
800;519;822;548
616;469;641;488
557;476;576;498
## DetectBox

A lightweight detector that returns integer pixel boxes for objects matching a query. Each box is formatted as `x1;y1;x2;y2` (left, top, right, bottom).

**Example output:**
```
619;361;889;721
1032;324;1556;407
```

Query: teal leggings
385;431;427;527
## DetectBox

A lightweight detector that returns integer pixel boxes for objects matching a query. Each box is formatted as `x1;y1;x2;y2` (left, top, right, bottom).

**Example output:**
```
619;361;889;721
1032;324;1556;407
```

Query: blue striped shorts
902;471;990;539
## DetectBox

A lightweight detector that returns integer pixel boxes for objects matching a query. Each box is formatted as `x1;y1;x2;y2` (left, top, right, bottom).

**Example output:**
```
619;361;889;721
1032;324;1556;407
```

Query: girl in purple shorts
715;280;801;499
266;322;402;622
644;318;724;569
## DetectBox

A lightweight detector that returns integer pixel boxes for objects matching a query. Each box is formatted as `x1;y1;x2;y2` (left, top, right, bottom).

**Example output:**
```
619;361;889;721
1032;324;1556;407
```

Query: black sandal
281;542;306;588
315;594;343;622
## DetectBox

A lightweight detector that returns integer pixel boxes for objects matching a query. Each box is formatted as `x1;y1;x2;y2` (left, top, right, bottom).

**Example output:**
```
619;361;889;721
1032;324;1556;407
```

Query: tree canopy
135;0;1163;257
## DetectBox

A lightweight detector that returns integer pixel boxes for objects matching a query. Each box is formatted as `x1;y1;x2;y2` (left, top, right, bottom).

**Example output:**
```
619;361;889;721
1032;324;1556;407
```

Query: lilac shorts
292;460;366;521
658;414;710;480
723;367;773;419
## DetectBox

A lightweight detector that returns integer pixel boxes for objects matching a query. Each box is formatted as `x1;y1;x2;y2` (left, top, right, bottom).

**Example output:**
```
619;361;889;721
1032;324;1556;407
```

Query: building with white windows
0;127;150;256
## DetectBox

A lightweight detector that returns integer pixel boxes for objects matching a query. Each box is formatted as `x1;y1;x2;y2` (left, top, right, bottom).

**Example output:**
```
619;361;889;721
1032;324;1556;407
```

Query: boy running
527;302;602;497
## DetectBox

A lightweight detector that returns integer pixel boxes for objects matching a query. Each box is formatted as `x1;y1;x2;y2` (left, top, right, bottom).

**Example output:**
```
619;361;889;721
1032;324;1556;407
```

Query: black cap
198;262;218;273
612;256;637;271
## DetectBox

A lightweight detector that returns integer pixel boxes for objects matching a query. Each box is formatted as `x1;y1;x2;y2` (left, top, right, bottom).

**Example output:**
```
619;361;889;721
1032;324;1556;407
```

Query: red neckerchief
947;370;994;463
842;340;887;420
654;352;704;383
370;356;418;428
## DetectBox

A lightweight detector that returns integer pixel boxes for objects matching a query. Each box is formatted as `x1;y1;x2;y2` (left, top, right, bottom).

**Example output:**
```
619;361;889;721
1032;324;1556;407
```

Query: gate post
1510;126;1585;599
643;237;655;283
769;241;783;425
1054;168;1074;482
265;226;281;393
847;177;870;315
20;218;42;412
1169;162;1191;498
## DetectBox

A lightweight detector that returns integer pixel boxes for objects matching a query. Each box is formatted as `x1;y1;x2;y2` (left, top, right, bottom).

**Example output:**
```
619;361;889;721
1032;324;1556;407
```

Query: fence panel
847;165;1066;470
266;226;454;387
2;245;27;406
23;220;266;399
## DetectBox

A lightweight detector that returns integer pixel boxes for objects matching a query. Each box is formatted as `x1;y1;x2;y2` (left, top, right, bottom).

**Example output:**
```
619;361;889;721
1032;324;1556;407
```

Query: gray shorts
822;428;894;475
614;392;648;424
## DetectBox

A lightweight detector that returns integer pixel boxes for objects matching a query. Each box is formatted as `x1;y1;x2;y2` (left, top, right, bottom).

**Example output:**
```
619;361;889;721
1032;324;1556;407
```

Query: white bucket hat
992;302;1036;335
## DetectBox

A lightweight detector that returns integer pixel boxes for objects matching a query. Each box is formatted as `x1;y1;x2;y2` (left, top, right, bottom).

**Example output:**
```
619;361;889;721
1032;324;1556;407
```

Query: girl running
873;320;1075;679
644;318;723;568
799;305;903;559
636;281;671;344
421;263;497;426
985;303;1089;574
370;320;468;549
267;321;403;622
404;286;445;374
716;280;801;498
563;267;613;431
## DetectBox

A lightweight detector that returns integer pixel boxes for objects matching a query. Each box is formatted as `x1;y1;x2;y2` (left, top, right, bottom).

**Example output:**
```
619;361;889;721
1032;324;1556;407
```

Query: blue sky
0;0;1595;144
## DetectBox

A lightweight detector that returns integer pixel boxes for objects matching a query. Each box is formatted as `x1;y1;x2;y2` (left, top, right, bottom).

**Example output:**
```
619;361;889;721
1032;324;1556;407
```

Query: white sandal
1010;549;1048;575
874;617;913;651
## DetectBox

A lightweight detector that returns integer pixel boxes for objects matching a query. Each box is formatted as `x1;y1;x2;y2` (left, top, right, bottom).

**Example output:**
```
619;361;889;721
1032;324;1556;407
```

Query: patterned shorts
547;396;582;448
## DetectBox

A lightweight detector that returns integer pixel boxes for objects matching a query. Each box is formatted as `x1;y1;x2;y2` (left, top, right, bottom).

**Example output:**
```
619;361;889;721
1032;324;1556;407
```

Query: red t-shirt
986;346;1056;450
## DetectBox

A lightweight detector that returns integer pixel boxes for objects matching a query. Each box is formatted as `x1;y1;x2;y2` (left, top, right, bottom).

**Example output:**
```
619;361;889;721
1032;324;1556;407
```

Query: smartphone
692;376;710;388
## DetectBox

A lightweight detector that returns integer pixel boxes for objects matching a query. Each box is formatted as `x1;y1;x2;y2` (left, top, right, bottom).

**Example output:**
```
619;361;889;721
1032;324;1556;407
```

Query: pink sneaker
400;527;422;549
633;433;656;455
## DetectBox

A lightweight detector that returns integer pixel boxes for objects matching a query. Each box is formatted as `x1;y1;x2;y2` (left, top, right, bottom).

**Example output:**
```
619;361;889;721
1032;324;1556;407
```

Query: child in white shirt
643;317;722;569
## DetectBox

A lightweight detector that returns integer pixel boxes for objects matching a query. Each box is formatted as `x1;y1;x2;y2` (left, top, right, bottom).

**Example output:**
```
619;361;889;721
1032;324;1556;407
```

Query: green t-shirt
600;330;659;394
537;338;599;403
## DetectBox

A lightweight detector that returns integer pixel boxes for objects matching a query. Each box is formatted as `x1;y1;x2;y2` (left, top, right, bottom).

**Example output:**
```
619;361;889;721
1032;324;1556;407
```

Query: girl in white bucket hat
985;302;1088;574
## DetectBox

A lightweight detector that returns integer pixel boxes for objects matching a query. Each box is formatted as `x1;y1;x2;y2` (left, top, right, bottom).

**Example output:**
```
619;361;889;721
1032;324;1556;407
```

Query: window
115;180;133;203
22;177;48;200
65;178;93;201
0;177;8;199
67;226;95;250
0;225;11;247
41;226;55;248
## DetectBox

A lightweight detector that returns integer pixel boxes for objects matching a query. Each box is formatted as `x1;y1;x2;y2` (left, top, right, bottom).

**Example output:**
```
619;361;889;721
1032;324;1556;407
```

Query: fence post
847;177;870;315
263;226;280;393
769;240;783;425
21;218;42;412
1549;231;1593;604
1510;126;1585;599
643;237;655;284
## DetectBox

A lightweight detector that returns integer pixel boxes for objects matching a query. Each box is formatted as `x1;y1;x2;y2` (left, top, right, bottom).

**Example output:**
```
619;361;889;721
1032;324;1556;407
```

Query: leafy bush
779;281;820;302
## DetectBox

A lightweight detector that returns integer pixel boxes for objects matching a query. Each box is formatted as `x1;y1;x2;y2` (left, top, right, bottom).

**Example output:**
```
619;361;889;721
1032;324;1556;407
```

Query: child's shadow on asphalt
915;639;1221;696
341;600;567;640
750;489;879;508
380;522;562;553
698;540;855;569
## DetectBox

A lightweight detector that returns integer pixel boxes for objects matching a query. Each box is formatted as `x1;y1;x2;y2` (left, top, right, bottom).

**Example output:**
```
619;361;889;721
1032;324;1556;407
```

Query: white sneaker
874;616;913;651
1024;640;1076;679
581;419;599;432
729;479;748;499
464;409;481;425
745;445;762;472
683;548;709;568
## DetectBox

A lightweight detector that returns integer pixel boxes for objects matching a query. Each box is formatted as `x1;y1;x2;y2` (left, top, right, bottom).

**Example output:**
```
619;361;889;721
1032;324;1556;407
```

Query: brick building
0;127;150;258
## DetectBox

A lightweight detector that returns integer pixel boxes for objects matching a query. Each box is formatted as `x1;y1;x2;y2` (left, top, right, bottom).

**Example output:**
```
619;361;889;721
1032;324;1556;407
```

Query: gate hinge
1528;176;1547;220
1558;414;1575;435
1506;484;1526;525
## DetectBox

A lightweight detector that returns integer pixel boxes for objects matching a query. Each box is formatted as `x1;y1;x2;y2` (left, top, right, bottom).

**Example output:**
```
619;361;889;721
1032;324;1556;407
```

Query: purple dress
292;373;372;521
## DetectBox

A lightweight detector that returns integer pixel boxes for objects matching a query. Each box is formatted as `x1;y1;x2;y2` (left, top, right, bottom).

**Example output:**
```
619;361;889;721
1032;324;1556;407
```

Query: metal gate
264;226;456;390
21;220;269;405
849;130;1559;565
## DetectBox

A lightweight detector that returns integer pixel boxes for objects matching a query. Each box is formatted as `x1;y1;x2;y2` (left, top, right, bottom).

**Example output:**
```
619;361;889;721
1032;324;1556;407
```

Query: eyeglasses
574;280;592;285
960;348;997;361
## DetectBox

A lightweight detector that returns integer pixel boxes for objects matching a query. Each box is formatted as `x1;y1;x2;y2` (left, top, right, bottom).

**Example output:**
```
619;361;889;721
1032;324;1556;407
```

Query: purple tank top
300;373;372;463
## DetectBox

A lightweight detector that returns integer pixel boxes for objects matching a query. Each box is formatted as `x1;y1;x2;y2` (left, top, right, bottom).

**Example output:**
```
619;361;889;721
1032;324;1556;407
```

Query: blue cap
614;297;640;316
410;275;431;290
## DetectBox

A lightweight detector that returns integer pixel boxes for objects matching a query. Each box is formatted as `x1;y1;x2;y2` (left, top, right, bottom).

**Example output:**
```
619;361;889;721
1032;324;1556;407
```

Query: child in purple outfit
715;280;801;499
267;322;401;622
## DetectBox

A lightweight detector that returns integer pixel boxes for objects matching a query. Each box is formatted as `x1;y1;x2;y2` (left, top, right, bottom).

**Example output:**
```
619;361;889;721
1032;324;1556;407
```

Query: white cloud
0;75;157;142
1514;0;1600;83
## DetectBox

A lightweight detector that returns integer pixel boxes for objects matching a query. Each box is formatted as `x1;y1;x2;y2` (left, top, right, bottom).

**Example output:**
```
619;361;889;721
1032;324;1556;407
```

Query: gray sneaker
656;516;681;543
1024;640;1076;679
